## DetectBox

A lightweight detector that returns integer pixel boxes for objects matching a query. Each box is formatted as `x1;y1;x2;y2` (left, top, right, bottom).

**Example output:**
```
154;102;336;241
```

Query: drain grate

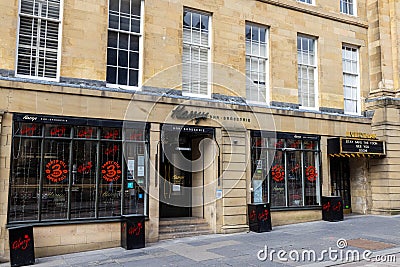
347;238;396;251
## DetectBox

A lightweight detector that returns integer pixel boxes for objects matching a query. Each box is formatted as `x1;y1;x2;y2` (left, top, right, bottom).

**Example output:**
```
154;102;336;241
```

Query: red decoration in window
271;165;285;182
104;145;119;156
306;166;317;182
77;161;93;174
129;133;143;140
50;126;67;137
77;128;94;138
103;129;119;139
21;124;38;136
45;160;68;183
101;161;122;182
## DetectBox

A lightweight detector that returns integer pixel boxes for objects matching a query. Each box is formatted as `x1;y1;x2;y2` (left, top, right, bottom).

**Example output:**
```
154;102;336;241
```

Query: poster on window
253;180;263;203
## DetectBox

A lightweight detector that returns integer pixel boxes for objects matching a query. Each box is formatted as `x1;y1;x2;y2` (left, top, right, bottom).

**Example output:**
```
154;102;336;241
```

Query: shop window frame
7;114;150;225
251;131;321;209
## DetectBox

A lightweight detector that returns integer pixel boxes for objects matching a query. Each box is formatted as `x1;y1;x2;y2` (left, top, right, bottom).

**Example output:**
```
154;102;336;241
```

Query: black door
159;133;192;218
330;157;351;210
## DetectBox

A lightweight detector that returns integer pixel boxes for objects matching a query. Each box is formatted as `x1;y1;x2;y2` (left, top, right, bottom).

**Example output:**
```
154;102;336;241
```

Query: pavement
1;215;399;266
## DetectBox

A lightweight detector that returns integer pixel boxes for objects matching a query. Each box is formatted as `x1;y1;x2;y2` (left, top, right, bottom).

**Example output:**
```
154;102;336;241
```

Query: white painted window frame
15;0;64;81
297;35;319;110
106;0;144;90
182;8;212;98
297;0;314;5
340;0;357;16
342;44;361;115
245;23;269;105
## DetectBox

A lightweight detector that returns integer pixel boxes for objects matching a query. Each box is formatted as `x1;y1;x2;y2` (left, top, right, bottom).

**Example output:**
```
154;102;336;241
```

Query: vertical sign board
121;216;145;250
9;226;35;267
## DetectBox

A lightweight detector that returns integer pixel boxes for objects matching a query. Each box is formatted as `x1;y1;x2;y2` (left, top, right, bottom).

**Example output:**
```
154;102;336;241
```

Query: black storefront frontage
159;124;215;218
328;135;386;212
8;113;150;225
250;131;321;209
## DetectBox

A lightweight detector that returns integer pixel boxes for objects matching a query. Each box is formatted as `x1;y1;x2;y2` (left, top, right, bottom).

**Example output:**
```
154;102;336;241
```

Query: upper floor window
297;0;313;4
340;0;356;16
246;23;269;103
342;45;360;114
107;0;143;88
16;0;62;80
297;35;318;109
182;9;211;97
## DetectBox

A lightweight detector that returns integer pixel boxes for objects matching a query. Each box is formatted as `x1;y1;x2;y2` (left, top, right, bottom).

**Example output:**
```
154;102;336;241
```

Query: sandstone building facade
0;0;398;261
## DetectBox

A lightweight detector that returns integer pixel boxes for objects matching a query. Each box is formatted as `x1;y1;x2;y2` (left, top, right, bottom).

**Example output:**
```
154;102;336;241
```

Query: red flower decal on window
271;165;285;182
306;166;317;182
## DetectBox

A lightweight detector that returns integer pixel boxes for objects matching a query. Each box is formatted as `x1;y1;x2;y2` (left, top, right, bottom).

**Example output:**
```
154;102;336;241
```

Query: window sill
6;216;149;229
271;206;321;212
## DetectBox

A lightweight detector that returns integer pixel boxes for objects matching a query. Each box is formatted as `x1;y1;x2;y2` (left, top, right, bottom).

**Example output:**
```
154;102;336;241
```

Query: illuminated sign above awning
328;137;386;157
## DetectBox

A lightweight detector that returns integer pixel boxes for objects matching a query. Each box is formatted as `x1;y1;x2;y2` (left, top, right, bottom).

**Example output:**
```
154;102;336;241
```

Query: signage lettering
171;106;209;123
77;128;94;138
346;132;377;140
103;129;119;140
50;126;67;137
11;235;31;251
341;138;385;154
22;115;37;122
101;161;122;182
77;161;93;174
45;160;68;183
104;145;119;156
21;124;38;136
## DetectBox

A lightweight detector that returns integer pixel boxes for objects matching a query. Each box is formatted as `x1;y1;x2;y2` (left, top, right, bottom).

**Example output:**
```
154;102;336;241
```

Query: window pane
270;150;286;207
304;152;318;205
70;141;97;219
287;151;302;207
99;142;122;217
41;140;70;220
9;138;41;222
123;142;146;214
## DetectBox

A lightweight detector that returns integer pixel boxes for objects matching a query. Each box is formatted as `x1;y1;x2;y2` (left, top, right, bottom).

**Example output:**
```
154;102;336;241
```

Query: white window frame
340;0;357;16
297;0;314;5
106;0;144;90
342;45;360;115
297;35;318;110
182;9;212;98
15;0;64;81
245;23;269;104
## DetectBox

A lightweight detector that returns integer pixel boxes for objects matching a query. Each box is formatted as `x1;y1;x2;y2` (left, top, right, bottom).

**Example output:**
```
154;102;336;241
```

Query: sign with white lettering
340;138;385;154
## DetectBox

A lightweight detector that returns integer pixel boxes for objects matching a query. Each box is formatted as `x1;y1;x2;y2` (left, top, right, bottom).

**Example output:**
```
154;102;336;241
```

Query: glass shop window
8;117;149;224
251;132;321;208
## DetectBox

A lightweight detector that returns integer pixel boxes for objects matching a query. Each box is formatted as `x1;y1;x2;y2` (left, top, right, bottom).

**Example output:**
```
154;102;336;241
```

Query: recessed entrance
159;125;214;218
330;157;351;212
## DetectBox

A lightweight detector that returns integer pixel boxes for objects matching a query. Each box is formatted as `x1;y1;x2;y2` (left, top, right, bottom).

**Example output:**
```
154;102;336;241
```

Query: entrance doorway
159;125;214;218
330;157;351;212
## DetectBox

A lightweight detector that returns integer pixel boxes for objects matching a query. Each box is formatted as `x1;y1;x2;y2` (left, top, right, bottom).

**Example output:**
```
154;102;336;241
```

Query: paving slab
1;215;399;266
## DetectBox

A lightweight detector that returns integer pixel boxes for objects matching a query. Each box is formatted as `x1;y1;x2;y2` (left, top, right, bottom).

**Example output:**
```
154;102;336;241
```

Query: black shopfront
8;114;149;224
251;131;321;208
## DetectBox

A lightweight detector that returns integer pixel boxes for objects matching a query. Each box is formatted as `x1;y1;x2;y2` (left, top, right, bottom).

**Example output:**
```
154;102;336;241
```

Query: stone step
159;230;214;240
159;217;208;226
159;217;212;240
159;223;211;234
